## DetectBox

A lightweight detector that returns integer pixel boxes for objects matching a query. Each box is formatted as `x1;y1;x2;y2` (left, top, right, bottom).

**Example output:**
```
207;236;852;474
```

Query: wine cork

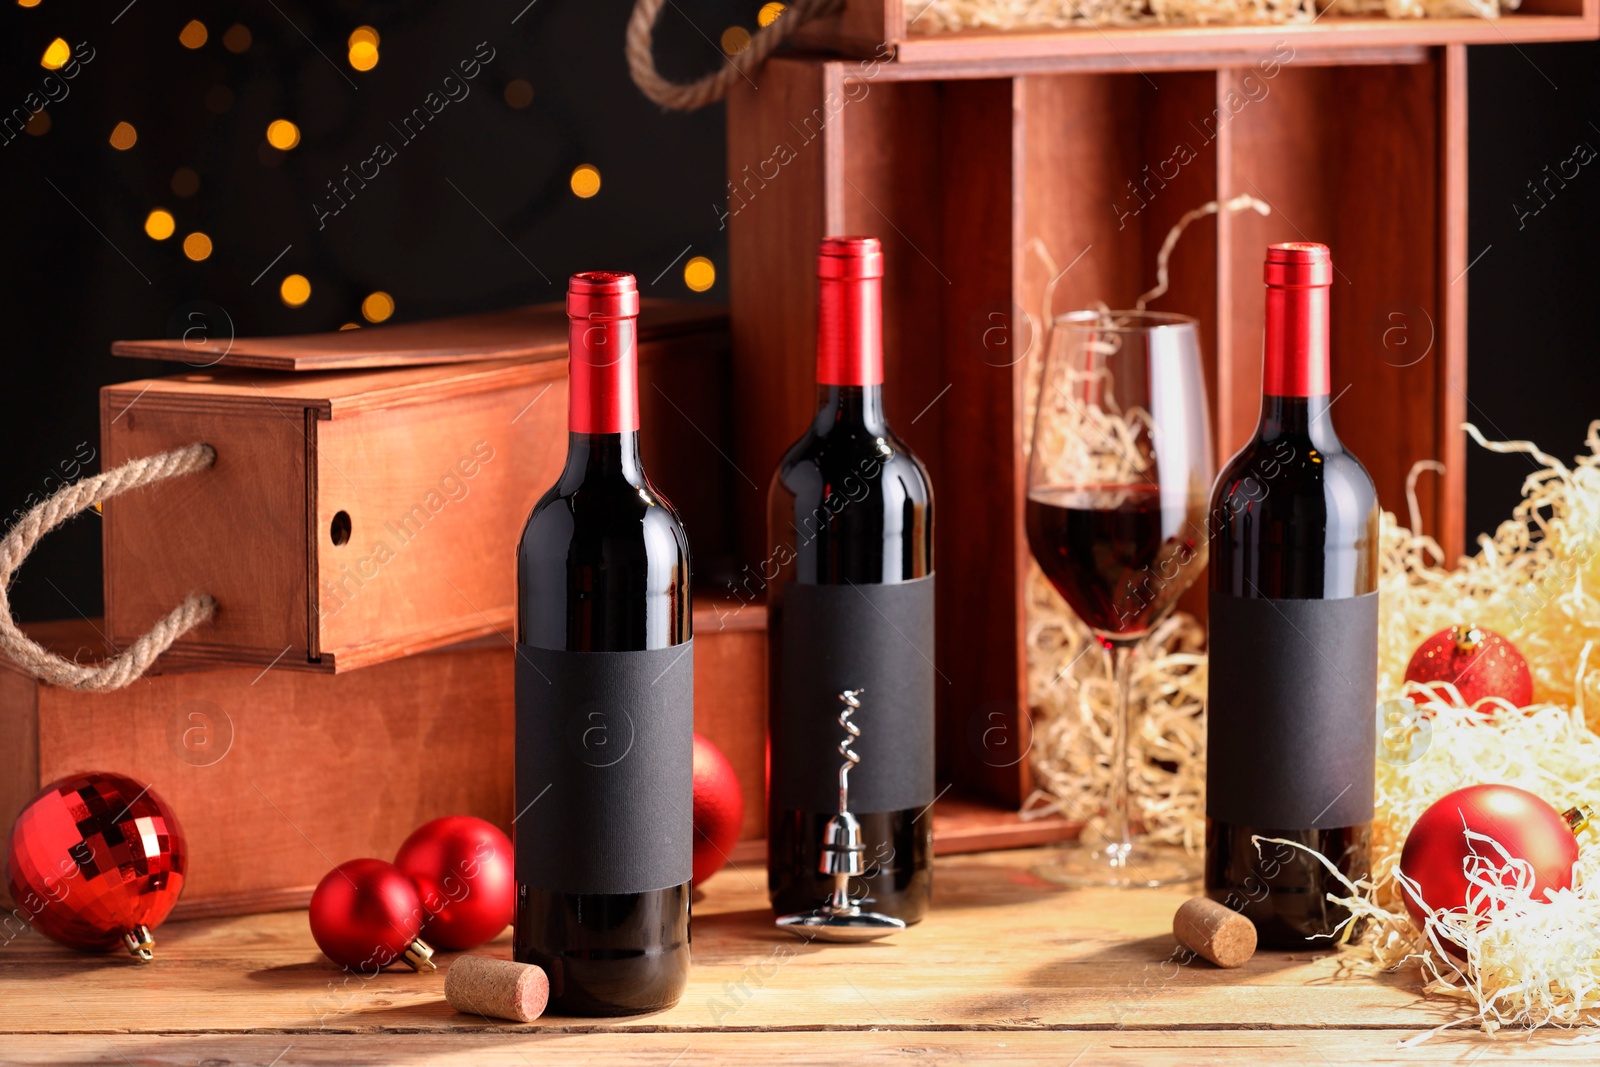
444;955;549;1023
1172;896;1257;968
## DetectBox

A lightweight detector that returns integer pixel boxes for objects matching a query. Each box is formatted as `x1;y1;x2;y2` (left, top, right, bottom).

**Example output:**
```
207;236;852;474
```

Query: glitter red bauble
393;816;514;951
1404;625;1533;709
1398;784;1582;942
5;772;185;959
309;858;434;972
692;733;744;886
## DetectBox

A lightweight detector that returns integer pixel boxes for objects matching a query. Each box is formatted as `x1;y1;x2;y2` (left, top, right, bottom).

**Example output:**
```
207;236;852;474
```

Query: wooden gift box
724;37;1524;814
102;302;731;674
794;0;1598;61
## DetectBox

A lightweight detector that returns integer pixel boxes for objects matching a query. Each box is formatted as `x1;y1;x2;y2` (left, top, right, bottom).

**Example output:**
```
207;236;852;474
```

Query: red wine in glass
1026;484;1205;640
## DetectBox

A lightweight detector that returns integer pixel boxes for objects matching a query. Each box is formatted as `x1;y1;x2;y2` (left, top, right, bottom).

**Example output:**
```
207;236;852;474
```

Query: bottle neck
563;430;644;482
813;384;887;435
568;315;639;434
816;274;883;388
1261;279;1330;399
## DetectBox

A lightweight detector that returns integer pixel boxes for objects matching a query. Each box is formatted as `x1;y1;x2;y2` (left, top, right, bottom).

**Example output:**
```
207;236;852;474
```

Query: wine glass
1026;310;1214;887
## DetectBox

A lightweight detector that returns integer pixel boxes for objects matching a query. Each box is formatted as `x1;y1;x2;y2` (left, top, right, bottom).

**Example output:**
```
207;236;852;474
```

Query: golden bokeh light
758;2;787;26
40;38;70;69
683;256;716;292
348;41;379;72
720;26;751;56
179;19;207;49
361;291;395;323
340;323;361;331
25;110;49;136
266;118;300;150
569;164;601;199
504;79;534;109
109;121;137;150
183;232;213;261
348;26;379;48
18;0;43;8
223;24;251;53
280;274;312;308
144;209;175;241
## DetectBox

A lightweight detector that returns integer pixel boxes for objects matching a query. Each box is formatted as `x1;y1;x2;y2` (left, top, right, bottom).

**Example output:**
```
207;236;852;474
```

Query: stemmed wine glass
1026;310;1214;888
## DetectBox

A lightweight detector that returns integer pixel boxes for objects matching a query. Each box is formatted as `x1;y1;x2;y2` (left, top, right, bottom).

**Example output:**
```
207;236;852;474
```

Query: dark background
1;2;1596;623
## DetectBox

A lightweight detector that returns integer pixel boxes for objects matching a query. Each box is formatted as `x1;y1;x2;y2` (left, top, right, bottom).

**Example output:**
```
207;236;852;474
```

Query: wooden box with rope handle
87;301;730;676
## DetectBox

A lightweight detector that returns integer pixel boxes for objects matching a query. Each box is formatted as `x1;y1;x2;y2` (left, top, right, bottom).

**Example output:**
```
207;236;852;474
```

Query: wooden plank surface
5;848;1576;1065
110;300;726;372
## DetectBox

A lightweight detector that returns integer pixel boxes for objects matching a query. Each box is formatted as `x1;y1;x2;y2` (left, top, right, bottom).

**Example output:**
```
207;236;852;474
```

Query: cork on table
0;848;1584;1065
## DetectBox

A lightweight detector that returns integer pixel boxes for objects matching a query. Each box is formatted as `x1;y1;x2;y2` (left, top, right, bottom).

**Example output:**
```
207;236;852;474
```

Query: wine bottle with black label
515;271;693;1014
1204;243;1379;948
766;236;935;924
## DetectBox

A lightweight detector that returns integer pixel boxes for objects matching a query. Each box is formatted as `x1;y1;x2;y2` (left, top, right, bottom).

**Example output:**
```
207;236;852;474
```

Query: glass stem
1105;641;1136;865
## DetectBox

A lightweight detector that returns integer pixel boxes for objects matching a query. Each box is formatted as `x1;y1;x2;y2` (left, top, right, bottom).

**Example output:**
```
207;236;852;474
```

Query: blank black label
515;641;693;895
1206;592;1377;828
773;576;935;814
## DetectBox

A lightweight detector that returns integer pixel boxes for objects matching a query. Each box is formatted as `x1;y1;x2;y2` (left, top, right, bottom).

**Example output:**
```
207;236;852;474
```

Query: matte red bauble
1404;625;1533;709
1398;784;1586;940
5;772;185;960
309;858;435;972
692;733;744;886
393;816;514;950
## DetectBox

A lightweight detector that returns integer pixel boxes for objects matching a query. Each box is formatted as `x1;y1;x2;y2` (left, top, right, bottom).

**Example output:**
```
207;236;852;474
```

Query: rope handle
0;442;217;691
626;0;845;111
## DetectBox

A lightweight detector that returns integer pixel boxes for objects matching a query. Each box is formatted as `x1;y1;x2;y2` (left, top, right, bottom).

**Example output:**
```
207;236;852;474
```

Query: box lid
112;299;727;372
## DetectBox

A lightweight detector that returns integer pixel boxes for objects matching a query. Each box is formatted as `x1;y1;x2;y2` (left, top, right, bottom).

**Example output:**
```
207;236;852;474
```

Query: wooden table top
2;847;1587;1065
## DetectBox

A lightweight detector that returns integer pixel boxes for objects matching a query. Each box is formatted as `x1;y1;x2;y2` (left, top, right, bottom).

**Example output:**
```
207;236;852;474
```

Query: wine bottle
515;271;693;1015
1204;243;1379;948
766;236;935;924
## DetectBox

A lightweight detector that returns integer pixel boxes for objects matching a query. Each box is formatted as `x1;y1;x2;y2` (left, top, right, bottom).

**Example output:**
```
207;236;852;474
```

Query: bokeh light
721;26;751;56
183;232;212;261
17;0;43;8
144;210;175;241
109;121;137;150
504;79;534;109
339;323;361;331
349;41;378;71
684;256;716;292
348;26;380;48
569;164;601;199
758;2;787;26
25;111;49;136
179;20;207;49
280;274;312;308
171;167;200;197
266;119;300;150
361;291;395;323
40;38;69;69
222;24;251;52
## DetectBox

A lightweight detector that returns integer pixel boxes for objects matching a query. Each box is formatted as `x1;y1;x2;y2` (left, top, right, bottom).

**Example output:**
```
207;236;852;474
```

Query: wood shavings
910;0;1515;32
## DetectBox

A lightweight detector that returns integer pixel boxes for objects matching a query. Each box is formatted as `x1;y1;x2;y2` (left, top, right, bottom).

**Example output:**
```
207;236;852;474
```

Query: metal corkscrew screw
776;689;906;943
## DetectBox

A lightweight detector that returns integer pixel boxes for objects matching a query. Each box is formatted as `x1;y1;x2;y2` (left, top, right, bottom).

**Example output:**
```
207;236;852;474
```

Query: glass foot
1032;840;1201;888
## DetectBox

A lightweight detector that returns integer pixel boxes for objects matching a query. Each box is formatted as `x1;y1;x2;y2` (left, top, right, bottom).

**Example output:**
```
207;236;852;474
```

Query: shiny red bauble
1399;784;1582;939
5;772;185;959
692;733;744;886
309;858;434;972
1404;625;1533;709
393;816;514;950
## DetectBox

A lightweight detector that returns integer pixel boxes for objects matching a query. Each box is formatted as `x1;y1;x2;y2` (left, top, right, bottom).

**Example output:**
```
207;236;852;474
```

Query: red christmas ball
309;858;434;972
692;733;744;886
1399;784;1583;941
393;816;514;951
1404;625;1533;709
5;772;185;959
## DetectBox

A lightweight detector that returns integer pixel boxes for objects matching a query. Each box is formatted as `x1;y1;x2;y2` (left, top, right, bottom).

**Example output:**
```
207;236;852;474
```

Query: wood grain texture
110;301;726;372
0;848;1571;1065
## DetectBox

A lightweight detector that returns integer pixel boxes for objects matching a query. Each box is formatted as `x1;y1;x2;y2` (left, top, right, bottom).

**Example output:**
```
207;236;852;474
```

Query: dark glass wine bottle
1204;243;1380;949
766;236;935;925
515;271;693;1015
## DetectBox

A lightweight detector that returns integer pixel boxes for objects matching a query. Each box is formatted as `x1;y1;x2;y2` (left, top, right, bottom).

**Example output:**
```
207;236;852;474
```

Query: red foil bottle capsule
566;271;640;434
1261;242;1332;398
815;236;884;387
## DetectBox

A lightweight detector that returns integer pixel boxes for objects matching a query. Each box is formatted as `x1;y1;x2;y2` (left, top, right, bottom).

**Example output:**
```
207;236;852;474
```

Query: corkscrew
776;689;906;943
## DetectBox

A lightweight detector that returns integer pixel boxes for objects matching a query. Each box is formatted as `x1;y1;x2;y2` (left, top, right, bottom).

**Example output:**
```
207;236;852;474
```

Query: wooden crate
102;305;731;673
0;605;768;919
728;45;1476;810
794;0;1598;61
